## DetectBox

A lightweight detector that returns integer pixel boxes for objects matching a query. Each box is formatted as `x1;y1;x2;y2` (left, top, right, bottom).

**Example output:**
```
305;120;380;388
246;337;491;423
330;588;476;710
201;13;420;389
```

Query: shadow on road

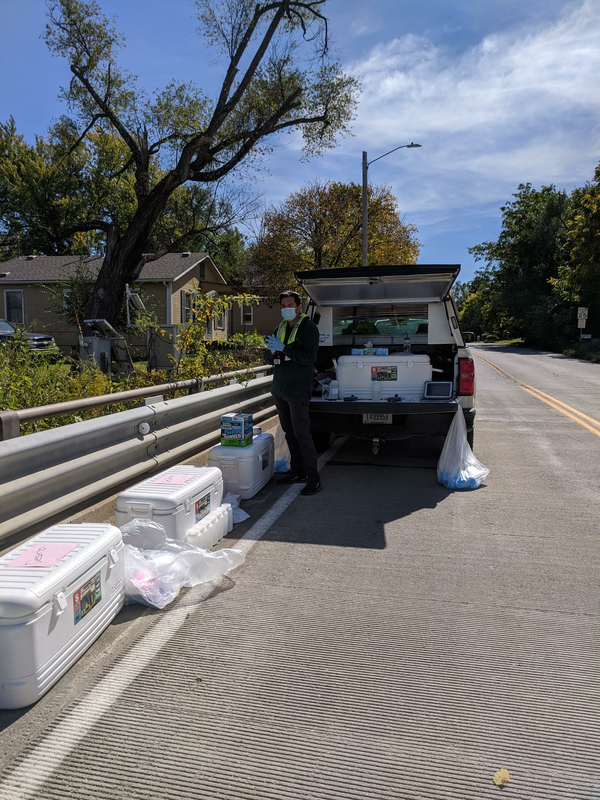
232;435;451;550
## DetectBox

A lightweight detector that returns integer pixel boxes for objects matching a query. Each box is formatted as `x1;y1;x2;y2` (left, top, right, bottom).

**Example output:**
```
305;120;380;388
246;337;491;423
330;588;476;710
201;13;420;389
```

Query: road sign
577;307;588;320
578;318;587;329
581;334;592;339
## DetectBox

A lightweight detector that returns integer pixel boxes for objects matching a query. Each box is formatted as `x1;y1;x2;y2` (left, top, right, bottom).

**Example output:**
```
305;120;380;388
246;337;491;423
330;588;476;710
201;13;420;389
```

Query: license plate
363;413;392;424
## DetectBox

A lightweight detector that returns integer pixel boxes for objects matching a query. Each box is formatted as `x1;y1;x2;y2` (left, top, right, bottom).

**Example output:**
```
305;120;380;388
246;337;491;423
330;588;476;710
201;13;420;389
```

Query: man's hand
266;334;284;352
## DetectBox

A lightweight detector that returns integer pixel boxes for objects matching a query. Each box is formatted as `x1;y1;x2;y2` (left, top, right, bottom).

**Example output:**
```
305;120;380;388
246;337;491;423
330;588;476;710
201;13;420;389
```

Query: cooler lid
338;354;431;364
296;265;460;307
0;523;122;618
116;466;222;509
209;433;274;461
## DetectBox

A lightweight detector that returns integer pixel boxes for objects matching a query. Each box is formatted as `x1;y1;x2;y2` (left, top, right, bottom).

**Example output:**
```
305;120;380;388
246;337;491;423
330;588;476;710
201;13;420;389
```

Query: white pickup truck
296;265;476;454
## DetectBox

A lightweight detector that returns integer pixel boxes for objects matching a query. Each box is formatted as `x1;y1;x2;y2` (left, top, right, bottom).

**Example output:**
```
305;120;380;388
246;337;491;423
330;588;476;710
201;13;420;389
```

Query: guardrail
0;371;275;542
0;365;273;441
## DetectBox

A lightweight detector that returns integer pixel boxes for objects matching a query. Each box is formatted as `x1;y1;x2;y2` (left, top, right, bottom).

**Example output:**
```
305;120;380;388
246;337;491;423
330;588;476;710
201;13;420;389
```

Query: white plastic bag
437;406;489;490
121;519;246;609
223;492;250;523
274;424;291;473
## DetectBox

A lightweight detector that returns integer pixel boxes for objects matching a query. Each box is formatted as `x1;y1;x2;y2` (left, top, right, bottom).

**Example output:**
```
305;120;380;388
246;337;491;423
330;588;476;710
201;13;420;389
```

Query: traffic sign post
577;308;589;340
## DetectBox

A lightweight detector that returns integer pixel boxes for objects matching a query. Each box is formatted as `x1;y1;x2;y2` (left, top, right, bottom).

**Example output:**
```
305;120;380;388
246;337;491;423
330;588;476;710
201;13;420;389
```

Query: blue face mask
281;307;298;321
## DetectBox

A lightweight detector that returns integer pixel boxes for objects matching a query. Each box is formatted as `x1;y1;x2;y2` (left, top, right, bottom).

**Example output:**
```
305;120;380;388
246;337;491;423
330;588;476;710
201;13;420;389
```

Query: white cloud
346;0;600;215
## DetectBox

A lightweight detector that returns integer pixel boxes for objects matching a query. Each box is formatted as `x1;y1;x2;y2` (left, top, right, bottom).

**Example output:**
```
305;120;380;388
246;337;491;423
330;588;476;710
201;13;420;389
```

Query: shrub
1;332;267;434
562;338;600;363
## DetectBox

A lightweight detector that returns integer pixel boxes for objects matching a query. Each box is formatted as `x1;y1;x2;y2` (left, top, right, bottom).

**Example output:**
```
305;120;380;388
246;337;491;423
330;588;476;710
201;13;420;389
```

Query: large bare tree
43;0;359;323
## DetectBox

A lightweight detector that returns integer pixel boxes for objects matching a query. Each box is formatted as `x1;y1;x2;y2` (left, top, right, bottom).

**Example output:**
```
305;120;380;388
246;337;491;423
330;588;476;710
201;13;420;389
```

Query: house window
63;289;73;310
206;316;212;338
5;290;24;324
214;312;225;330
181;290;197;323
240;302;253;326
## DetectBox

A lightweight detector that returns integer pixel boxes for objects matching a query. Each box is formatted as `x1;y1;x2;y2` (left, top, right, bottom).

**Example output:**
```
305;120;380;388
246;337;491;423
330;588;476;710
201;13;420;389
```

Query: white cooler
0;523;124;710
337;354;433;400
115;466;223;540
208;432;274;500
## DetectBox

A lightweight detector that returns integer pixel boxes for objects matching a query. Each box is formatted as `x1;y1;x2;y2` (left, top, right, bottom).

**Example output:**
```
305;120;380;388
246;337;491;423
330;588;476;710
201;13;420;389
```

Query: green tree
451;280;472;313
469;183;571;345
552;163;600;336
458;267;508;337
203;228;248;286
246;179;420;297
28;0;358;323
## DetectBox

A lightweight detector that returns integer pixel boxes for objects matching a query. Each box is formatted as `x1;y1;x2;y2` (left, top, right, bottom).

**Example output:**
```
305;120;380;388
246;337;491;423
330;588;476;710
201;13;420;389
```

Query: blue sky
1;0;599;283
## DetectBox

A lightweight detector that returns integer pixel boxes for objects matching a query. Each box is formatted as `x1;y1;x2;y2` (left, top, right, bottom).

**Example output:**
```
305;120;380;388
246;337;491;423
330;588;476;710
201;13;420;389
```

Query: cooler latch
53;591;67;615
108;547;119;566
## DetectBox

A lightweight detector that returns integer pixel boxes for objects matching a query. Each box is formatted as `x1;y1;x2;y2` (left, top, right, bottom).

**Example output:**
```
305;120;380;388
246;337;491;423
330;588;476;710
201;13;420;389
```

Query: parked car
296;265;476;452
0;319;55;351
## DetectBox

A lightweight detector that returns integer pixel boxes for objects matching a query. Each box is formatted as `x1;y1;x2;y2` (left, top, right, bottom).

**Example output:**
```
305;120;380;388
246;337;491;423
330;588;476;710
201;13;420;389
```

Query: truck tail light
458;357;475;395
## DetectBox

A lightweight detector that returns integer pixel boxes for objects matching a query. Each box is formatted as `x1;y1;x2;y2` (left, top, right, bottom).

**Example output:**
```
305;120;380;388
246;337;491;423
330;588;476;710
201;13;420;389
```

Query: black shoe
301;480;323;496
277;473;308;485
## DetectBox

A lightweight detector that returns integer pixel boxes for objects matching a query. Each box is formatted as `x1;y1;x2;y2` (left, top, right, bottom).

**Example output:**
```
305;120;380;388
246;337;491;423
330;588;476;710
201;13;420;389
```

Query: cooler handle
128;503;151;518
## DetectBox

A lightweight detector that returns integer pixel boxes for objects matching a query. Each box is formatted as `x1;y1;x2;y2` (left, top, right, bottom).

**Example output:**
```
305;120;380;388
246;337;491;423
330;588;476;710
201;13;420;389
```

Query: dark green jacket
264;316;320;397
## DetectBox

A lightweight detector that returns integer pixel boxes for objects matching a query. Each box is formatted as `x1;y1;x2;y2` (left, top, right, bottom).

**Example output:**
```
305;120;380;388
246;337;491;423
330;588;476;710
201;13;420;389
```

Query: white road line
0;436;346;800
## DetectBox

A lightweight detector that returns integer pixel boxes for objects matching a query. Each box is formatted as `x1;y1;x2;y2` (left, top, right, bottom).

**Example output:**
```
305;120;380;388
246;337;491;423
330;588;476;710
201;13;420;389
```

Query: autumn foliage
247;180;421;297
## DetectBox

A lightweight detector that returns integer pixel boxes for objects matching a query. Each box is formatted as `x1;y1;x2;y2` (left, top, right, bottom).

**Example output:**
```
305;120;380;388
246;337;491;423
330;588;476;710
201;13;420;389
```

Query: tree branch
175;133;213;180
59;114;105;161
206;2;288;137
70;64;140;158
191;94;332;183
57;219;116;238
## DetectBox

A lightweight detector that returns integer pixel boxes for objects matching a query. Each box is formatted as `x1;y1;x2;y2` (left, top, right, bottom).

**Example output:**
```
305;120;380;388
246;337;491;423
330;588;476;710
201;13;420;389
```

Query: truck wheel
312;430;331;452
467;429;474;449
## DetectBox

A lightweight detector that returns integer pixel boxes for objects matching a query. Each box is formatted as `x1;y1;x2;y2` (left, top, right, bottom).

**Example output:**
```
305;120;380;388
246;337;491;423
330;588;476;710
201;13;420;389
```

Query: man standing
265;290;322;496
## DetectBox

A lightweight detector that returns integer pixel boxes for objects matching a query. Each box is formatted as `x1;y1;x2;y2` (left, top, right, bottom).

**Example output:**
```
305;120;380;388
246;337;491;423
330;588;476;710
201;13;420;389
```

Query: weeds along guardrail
0;368;274;542
0;365;273;441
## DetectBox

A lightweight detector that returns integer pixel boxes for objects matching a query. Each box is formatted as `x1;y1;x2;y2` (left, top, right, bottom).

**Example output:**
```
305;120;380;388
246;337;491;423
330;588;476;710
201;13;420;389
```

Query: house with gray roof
0;252;254;351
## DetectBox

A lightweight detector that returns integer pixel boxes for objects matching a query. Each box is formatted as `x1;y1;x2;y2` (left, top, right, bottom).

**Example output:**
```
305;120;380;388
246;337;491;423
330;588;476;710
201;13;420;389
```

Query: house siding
231;299;281;336
172;269;229;342
1;283;79;351
141;283;168;324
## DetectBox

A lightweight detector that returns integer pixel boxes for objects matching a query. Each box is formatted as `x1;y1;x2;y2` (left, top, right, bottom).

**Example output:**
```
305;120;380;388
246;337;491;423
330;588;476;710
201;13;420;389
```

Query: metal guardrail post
0;410;20;441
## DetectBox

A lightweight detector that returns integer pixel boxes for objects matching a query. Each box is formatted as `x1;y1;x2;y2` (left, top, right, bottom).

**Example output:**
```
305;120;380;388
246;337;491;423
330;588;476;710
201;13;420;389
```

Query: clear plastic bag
274;424;291;473
437;406;489;490
121;519;246;609
120;518;168;549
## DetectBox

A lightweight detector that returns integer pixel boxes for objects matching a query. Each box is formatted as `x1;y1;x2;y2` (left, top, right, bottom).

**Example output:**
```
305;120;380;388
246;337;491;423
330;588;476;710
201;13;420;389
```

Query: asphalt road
0;344;599;799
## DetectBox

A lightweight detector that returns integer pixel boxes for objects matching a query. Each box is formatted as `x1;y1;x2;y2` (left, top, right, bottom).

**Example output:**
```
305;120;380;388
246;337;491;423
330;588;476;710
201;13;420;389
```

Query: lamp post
362;142;422;266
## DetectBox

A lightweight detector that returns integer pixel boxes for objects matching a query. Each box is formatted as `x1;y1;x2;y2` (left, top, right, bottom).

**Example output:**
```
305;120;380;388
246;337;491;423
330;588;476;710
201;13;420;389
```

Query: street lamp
362;142;422;266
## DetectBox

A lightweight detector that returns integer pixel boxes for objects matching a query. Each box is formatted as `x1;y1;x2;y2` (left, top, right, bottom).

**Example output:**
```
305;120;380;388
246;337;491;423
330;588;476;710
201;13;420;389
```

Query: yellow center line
474;351;600;438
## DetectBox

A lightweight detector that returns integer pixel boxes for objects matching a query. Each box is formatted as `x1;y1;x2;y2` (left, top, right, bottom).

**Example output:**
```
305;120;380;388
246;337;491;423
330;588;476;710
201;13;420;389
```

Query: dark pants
274;396;319;482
